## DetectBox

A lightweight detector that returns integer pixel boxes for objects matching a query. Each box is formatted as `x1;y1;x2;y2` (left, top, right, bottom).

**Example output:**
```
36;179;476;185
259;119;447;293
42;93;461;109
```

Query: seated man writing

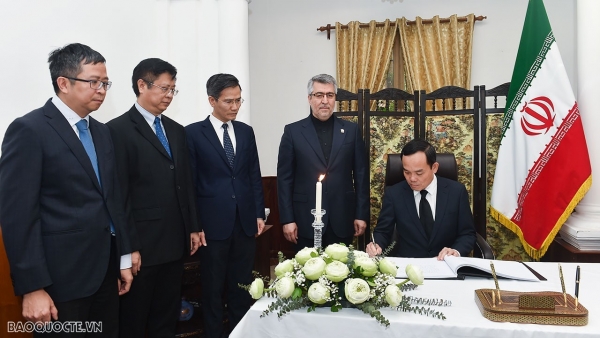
366;139;475;260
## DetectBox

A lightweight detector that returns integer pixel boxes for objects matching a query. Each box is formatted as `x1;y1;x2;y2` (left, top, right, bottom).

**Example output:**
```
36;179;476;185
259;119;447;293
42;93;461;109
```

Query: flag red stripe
511;117;591;250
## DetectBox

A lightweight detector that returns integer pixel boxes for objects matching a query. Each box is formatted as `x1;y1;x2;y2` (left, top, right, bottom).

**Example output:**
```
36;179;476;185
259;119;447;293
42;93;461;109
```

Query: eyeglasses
145;81;179;96
310;92;336;100
63;77;112;91
217;98;244;106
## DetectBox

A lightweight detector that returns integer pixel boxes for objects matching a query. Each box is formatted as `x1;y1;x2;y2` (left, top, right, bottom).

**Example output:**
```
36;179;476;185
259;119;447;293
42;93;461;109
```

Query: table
230;262;599;338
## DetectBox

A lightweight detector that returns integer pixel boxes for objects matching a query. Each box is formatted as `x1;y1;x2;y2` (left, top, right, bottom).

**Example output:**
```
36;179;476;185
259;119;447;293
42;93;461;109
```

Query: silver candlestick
311;209;326;248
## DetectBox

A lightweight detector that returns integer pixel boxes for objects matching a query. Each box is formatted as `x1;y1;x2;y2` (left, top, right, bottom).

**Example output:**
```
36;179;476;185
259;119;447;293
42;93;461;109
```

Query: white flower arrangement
243;243;450;327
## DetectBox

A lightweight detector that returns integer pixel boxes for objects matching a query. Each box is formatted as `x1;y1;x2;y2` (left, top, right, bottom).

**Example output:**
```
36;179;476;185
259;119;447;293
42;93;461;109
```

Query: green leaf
292;287;302;299
310;251;318;258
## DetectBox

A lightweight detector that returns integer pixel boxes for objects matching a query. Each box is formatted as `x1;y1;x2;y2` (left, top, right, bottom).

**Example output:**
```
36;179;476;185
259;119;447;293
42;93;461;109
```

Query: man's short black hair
48;43;106;94
132;58;177;97
401;139;437;167
206;73;241;99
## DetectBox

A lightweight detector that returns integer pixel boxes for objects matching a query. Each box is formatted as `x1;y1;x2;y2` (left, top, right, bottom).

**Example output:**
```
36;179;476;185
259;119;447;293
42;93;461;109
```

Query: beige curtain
336;20;396;110
398;14;475;103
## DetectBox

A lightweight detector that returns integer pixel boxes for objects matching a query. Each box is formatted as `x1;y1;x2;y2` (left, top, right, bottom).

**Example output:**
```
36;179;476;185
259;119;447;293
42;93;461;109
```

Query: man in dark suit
277;74;369;251
186;73;265;338
367;139;476;259
0;43;133;337
107;58;203;338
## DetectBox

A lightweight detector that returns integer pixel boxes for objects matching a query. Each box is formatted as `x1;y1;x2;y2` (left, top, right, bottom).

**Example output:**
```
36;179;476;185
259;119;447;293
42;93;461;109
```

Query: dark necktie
419;190;434;238
222;123;235;168
154;116;172;158
76;119;114;234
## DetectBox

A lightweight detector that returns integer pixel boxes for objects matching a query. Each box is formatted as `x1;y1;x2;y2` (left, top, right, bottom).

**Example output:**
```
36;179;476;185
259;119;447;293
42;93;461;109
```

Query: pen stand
311;209;326;249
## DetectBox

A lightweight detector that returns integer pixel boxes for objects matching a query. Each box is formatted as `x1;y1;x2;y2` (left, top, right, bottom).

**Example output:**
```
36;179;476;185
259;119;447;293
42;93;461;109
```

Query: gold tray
474;289;588;326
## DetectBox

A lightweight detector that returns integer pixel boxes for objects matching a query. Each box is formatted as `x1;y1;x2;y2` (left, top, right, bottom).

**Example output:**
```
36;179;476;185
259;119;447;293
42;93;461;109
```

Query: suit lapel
162;116;179;162
231;121;244;172
431;176;449;241
300;116;326;166
89;117;110;196
200;117;231;169
129;106;172;161
328;116;346;166
44;101;102;193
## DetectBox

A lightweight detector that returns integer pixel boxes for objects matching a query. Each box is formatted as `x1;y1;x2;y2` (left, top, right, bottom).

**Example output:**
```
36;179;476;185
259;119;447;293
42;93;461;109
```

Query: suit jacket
107;106;199;267
0;99;131;302
373;176;476;257
277;115;369;239
185;117;265;241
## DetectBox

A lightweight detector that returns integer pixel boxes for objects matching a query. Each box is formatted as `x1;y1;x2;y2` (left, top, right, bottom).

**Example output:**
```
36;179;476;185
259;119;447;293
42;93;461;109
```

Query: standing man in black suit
186;73;265;338
277;74;369;251
107;58;203;338
366;139;476;258
0;43;133;337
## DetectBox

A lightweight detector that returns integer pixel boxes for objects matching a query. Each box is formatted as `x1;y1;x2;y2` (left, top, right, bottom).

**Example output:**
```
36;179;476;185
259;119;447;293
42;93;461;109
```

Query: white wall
0;0;577;177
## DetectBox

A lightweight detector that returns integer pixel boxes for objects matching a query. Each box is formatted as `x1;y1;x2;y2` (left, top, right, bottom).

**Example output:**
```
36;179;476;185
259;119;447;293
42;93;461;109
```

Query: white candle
316;175;325;222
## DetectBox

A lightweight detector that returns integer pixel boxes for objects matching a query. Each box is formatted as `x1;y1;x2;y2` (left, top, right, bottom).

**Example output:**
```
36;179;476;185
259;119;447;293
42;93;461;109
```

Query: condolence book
389;256;543;281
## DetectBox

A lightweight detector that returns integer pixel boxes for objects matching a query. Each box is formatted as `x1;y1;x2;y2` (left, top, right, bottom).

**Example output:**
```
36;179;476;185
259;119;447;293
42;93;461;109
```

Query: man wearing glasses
0;43;133;336
185;73;265;338
107;58;204;337
277;74;369;251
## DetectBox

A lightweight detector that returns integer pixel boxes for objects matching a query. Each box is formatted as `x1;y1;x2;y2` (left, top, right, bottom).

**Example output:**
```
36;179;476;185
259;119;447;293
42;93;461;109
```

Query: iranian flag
490;0;591;260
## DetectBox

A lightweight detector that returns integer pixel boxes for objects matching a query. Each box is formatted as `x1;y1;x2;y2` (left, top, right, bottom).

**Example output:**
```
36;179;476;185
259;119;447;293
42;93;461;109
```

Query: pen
371;232;375;244
558;264;567;306
490;262;501;304
575;265;580;308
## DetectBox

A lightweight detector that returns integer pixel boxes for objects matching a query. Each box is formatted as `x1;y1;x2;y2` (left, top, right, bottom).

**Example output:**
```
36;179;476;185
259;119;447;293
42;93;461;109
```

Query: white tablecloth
230;262;600;338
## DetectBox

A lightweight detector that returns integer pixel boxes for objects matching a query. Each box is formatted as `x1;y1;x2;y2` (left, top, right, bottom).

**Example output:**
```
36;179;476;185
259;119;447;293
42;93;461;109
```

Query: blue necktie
222;123;235;168
76;120;101;185
76;119;114;234
154;117;172;158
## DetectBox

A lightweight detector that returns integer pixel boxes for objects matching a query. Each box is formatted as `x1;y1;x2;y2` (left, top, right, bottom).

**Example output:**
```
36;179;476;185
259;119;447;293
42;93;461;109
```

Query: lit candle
316;175;325;221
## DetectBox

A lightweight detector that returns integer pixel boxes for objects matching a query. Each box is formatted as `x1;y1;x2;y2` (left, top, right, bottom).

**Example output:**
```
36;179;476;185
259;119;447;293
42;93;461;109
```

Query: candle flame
318;174;325;182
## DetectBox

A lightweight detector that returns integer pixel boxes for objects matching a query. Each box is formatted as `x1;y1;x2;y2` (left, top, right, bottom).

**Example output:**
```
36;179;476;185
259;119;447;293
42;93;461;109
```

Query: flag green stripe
502;0;553;137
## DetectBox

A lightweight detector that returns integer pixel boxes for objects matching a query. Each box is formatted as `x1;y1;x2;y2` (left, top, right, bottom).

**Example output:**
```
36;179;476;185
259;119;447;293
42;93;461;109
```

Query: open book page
388;257;458;279
443;256;539;282
387;256;540;281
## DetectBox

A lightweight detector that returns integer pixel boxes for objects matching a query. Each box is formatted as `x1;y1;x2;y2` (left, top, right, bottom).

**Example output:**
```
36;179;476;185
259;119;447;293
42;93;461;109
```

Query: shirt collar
135;102;161;125
413;175;438;197
209;113;233;130
51;95;89;128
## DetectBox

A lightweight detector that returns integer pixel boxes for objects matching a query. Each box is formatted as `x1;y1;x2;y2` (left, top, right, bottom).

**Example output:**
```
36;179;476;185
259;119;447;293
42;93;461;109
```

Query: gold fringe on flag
490;175;592;260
